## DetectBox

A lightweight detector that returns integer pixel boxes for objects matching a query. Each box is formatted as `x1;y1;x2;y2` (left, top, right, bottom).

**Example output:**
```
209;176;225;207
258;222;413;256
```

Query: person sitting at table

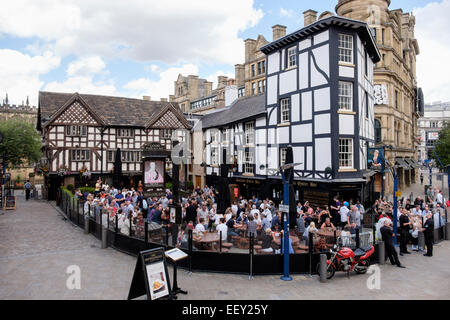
247;215;258;238
195;218;206;233
304;221;318;246
321;217;336;231
226;214;240;238
261;211;272;231
319;210;331;226
296;210;306;241
261;228;276;253
236;212;248;225
271;211;282;231
216;218;228;242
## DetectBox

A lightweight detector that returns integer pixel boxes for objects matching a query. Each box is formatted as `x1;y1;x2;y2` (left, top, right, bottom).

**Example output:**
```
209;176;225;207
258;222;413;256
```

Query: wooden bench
222;242;233;248
254;245;262;253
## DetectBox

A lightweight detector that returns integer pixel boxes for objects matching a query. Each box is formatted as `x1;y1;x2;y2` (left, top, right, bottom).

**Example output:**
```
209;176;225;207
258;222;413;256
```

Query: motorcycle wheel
316;263;336;279
355;259;370;274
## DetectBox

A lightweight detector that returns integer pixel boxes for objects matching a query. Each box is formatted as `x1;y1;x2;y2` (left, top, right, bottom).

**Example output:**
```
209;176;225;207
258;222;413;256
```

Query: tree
0;119;42;169
431;121;450;168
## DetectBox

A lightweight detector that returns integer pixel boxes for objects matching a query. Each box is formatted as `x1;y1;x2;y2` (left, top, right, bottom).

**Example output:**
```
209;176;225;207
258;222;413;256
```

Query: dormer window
66;125;87;136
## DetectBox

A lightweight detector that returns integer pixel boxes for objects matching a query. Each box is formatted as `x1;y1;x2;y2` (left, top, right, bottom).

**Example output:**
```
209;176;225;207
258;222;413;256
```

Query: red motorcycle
318;241;375;279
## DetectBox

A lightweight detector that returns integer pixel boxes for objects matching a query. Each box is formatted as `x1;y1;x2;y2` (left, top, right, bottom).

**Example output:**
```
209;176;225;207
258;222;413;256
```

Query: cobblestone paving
1;192;449;300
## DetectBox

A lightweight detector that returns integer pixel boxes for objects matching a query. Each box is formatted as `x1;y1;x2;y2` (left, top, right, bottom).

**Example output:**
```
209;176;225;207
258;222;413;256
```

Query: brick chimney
160;98;168;102
303;9;318;26
272;24;287;41
143;96;151;101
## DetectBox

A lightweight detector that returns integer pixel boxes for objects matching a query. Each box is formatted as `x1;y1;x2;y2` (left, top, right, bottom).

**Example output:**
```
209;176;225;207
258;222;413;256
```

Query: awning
405;158;420;169
395;158;411;169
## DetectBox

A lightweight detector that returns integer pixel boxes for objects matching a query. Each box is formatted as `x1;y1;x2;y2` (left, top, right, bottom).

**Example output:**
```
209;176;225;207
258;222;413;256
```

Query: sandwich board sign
127;247;172;300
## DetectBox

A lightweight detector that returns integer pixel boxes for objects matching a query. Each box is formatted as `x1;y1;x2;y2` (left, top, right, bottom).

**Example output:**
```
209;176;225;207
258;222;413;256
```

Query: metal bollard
101;226;108;249
445;222;450;241
319;254;327;283
378;240;385;265
418;231;425;251
84;215;89;234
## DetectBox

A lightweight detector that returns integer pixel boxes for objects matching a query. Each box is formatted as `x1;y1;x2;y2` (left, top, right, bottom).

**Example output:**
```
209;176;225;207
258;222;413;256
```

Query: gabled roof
201;93;266;129
260;16;381;63
38;91;189;129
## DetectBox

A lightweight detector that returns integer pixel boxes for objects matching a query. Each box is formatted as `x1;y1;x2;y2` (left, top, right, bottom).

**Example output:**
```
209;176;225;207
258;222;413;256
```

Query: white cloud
44;76;117;97
66;56;106;77
124;64;199;100
414;0;450;103
0;49;60;106
279;8;295;18
0;0;263;65
206;70;235;89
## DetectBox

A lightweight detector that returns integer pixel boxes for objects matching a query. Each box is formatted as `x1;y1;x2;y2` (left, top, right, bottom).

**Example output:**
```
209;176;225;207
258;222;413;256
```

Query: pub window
280;98;290;123
374;119;382;143
222;129;229;143
280;148;287;167
287;46;297;67
251;82;256;95
245;122;254;145
244;151;254;174
107;150;115;162
339;138;353;169
120;151;141;163
251;64;255;77
66;125;87;136
160;129;173;139
257;62;262;75
364;91;369;118
71;149;90;161
117;128;134;138
211;147;219;165
258;81;262;94
338;81;353;111
261;60;266;73
338;33;353;64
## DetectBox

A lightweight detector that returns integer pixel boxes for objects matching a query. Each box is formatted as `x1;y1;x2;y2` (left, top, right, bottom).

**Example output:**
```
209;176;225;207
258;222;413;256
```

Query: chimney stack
143;96;151;101
272;24;287;41
303;9;318;26
160;98;168;102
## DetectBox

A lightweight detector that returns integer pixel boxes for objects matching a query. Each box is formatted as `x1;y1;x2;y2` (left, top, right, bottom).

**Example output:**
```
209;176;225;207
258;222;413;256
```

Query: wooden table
273;234;300;247
193;232;220;251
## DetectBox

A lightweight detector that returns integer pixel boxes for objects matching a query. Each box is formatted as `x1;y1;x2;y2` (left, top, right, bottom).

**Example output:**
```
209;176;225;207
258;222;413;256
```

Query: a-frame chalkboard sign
127;247;172;300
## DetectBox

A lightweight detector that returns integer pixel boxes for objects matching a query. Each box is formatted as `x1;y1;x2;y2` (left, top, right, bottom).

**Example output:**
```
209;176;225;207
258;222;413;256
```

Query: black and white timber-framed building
37;91;191;200
202;16;381;207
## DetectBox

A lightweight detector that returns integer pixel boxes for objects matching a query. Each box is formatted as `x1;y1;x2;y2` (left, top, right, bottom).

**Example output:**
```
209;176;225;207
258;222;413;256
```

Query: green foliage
186;180;194;190
165;182;173;191
16;174;21;183
80;187;95;194
0;119;42;169
66;184;74;192
431;121;450;168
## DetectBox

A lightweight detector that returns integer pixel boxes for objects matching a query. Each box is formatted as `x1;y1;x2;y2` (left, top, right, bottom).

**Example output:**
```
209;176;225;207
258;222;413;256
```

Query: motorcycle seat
354;248;366;256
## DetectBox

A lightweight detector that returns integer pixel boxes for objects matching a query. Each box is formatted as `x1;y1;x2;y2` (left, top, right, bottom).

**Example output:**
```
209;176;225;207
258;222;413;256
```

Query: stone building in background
0;94;43;186
336;0;422;195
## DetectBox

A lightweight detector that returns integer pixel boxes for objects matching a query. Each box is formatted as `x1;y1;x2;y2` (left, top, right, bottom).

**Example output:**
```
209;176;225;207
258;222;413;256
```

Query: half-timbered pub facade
37;91;190;200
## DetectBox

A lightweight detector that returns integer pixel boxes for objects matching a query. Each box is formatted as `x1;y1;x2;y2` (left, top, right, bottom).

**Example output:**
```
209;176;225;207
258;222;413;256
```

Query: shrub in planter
165;182;173;191
66;184;74;192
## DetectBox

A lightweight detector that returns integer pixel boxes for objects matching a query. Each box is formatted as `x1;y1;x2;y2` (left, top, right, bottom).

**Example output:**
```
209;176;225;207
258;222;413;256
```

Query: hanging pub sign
127;247;172;300
144;160;165;187
368;147;385;170
141;142;171;197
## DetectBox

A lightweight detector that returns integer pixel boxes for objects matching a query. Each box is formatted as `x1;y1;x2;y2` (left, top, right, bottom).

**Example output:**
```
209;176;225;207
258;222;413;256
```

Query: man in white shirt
195;218;206;233
263;206;272;222
216;218;228;241
339;202;350;227
412;205;422;216
250;205;259;217
436;191;443;205
231;202;238;215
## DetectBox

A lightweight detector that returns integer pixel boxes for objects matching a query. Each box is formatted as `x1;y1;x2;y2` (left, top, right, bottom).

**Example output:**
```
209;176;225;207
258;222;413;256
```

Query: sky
0;0;449;106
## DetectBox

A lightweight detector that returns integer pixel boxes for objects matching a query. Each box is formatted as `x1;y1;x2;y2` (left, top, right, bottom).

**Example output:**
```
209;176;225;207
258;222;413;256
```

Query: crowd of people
72;178;447;260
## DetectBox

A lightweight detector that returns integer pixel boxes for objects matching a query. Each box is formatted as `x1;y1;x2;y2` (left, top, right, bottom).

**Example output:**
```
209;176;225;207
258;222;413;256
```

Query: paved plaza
0;189;449;300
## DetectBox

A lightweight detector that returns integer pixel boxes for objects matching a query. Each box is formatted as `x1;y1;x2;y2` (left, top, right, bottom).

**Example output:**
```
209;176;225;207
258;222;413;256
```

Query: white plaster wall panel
88;127;94;133
102;151;106;172
306;146;313;171
301;91;312;120
279;69;297;95
57;126;64;132
299;53;309;90
206;167;212;175
311;46;329;87
136;163;140;171
238;150;243;172
50;133;56;140
108;163;113;171
88;141;94;148
268;52;280;74
339;114;354;135
313;30;329;45
130;164;135;171
314;113;331;135
256;146;267;175
268;107;278;126
291;94;300;122
267;75;278;105
299;38;311;51
315;138;331;171
339;66;354;78
293;146;305;170
267;147;278;172
292;123;312;143
268;128;276;145
312;44;329;76
110;142;115;148
57;133;64;140
205;145;211;165
57;140;64;147
314;87;330;112
66;142;72;147
277;126;289;144
71;163;76;171
256;117;266;127
281;49;285;71
255;129;266;145
65;150;69;164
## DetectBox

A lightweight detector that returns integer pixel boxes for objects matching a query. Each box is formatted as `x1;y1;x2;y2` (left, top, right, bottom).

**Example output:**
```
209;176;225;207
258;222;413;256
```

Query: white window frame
287;46;297;68
245;122;254;145
280;148;287;167
338;33;353;64
71;149;90;161
211;147;219;165
66;125;87;136
280;98;290;123
117;128;134;138
244;151;254;174
339;138;353;169
338;81;353;111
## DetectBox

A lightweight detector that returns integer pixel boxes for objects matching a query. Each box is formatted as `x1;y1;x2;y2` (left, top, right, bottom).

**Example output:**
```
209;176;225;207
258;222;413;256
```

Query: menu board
127;247;172;300
165;248;188;262
5;196;16;210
